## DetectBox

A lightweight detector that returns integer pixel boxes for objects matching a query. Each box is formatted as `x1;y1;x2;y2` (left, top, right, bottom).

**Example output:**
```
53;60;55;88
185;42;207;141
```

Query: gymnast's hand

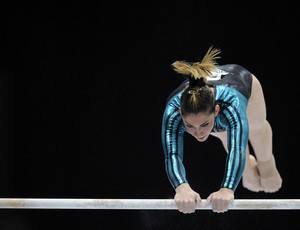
174;183;202;214
205;188;234;213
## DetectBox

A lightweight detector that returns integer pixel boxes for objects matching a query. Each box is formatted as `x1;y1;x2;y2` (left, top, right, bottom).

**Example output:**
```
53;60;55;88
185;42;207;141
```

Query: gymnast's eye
201;122;209;127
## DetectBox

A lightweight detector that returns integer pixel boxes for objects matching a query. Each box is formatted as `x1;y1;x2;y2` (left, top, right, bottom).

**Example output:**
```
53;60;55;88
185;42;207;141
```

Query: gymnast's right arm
161;99;201;213
161;100;187;188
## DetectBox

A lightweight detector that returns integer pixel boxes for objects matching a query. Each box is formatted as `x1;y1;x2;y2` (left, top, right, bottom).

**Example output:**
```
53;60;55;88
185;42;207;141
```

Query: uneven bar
0;199;300;210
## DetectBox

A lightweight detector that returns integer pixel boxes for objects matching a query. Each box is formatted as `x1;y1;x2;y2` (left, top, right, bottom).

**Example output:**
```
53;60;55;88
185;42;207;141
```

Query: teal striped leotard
161;64;253;191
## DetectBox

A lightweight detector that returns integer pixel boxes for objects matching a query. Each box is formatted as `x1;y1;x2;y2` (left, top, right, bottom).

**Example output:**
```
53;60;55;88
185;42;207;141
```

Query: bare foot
242;155;262;192
260;177;282;192
257;155;282;193
260;170;282;193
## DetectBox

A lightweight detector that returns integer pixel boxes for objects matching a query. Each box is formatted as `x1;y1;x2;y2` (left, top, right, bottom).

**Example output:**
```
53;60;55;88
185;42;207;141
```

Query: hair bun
189;77;206;88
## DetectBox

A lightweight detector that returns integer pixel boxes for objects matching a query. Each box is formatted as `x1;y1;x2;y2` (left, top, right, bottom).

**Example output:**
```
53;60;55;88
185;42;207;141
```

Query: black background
0;2;299;229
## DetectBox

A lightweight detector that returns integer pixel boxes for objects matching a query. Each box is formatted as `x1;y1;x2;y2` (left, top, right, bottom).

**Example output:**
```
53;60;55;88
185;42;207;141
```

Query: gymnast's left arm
206;99;249;213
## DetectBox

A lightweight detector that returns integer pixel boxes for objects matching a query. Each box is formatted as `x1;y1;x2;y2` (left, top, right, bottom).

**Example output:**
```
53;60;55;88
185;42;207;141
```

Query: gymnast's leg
246;75;282;193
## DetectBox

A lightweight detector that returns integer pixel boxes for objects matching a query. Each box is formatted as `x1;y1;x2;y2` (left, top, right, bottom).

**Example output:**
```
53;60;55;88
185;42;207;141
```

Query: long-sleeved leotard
162;64;253;191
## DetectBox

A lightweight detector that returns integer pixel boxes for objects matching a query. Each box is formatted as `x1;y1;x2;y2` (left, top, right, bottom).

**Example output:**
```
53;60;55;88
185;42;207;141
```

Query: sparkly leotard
161;64;253;191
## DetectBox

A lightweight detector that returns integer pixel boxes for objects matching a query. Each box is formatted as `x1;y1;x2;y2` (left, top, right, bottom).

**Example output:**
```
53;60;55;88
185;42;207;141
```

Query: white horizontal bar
0;199;299;210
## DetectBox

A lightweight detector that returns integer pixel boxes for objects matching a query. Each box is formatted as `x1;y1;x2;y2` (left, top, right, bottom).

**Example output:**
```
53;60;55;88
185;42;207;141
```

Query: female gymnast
161;46;282;213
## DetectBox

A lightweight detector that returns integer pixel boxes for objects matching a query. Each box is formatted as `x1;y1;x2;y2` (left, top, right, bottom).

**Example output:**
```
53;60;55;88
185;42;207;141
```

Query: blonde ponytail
171;46;221;83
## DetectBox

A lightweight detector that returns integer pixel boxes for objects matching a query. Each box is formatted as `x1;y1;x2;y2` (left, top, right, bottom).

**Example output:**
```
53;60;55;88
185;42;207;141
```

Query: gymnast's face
180;105;220;142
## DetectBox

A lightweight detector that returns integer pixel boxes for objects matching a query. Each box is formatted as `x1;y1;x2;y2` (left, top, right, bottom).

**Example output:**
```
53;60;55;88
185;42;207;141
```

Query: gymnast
161;46;282;213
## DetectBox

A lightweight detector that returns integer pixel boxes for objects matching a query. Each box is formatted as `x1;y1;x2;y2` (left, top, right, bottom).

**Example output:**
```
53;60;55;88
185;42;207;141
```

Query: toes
242;177;262;192
260;174;282;193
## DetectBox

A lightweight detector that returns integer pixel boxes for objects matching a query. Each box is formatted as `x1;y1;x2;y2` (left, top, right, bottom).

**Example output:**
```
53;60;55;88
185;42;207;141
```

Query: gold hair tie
188;89;202;95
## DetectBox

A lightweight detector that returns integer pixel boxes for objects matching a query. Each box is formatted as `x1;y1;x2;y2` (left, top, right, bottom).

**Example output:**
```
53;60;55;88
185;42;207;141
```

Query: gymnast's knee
249;120;272;138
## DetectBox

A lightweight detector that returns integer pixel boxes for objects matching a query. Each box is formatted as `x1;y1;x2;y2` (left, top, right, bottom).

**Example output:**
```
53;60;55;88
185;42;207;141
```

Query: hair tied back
189;77;206;88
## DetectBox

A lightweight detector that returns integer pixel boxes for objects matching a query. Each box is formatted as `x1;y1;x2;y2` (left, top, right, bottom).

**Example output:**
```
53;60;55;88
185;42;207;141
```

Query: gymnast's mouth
196;135;206;141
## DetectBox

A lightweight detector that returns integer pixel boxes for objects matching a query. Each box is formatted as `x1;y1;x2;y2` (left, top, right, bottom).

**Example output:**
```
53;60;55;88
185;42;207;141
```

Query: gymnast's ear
179;107;182;116
214;104;220;116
